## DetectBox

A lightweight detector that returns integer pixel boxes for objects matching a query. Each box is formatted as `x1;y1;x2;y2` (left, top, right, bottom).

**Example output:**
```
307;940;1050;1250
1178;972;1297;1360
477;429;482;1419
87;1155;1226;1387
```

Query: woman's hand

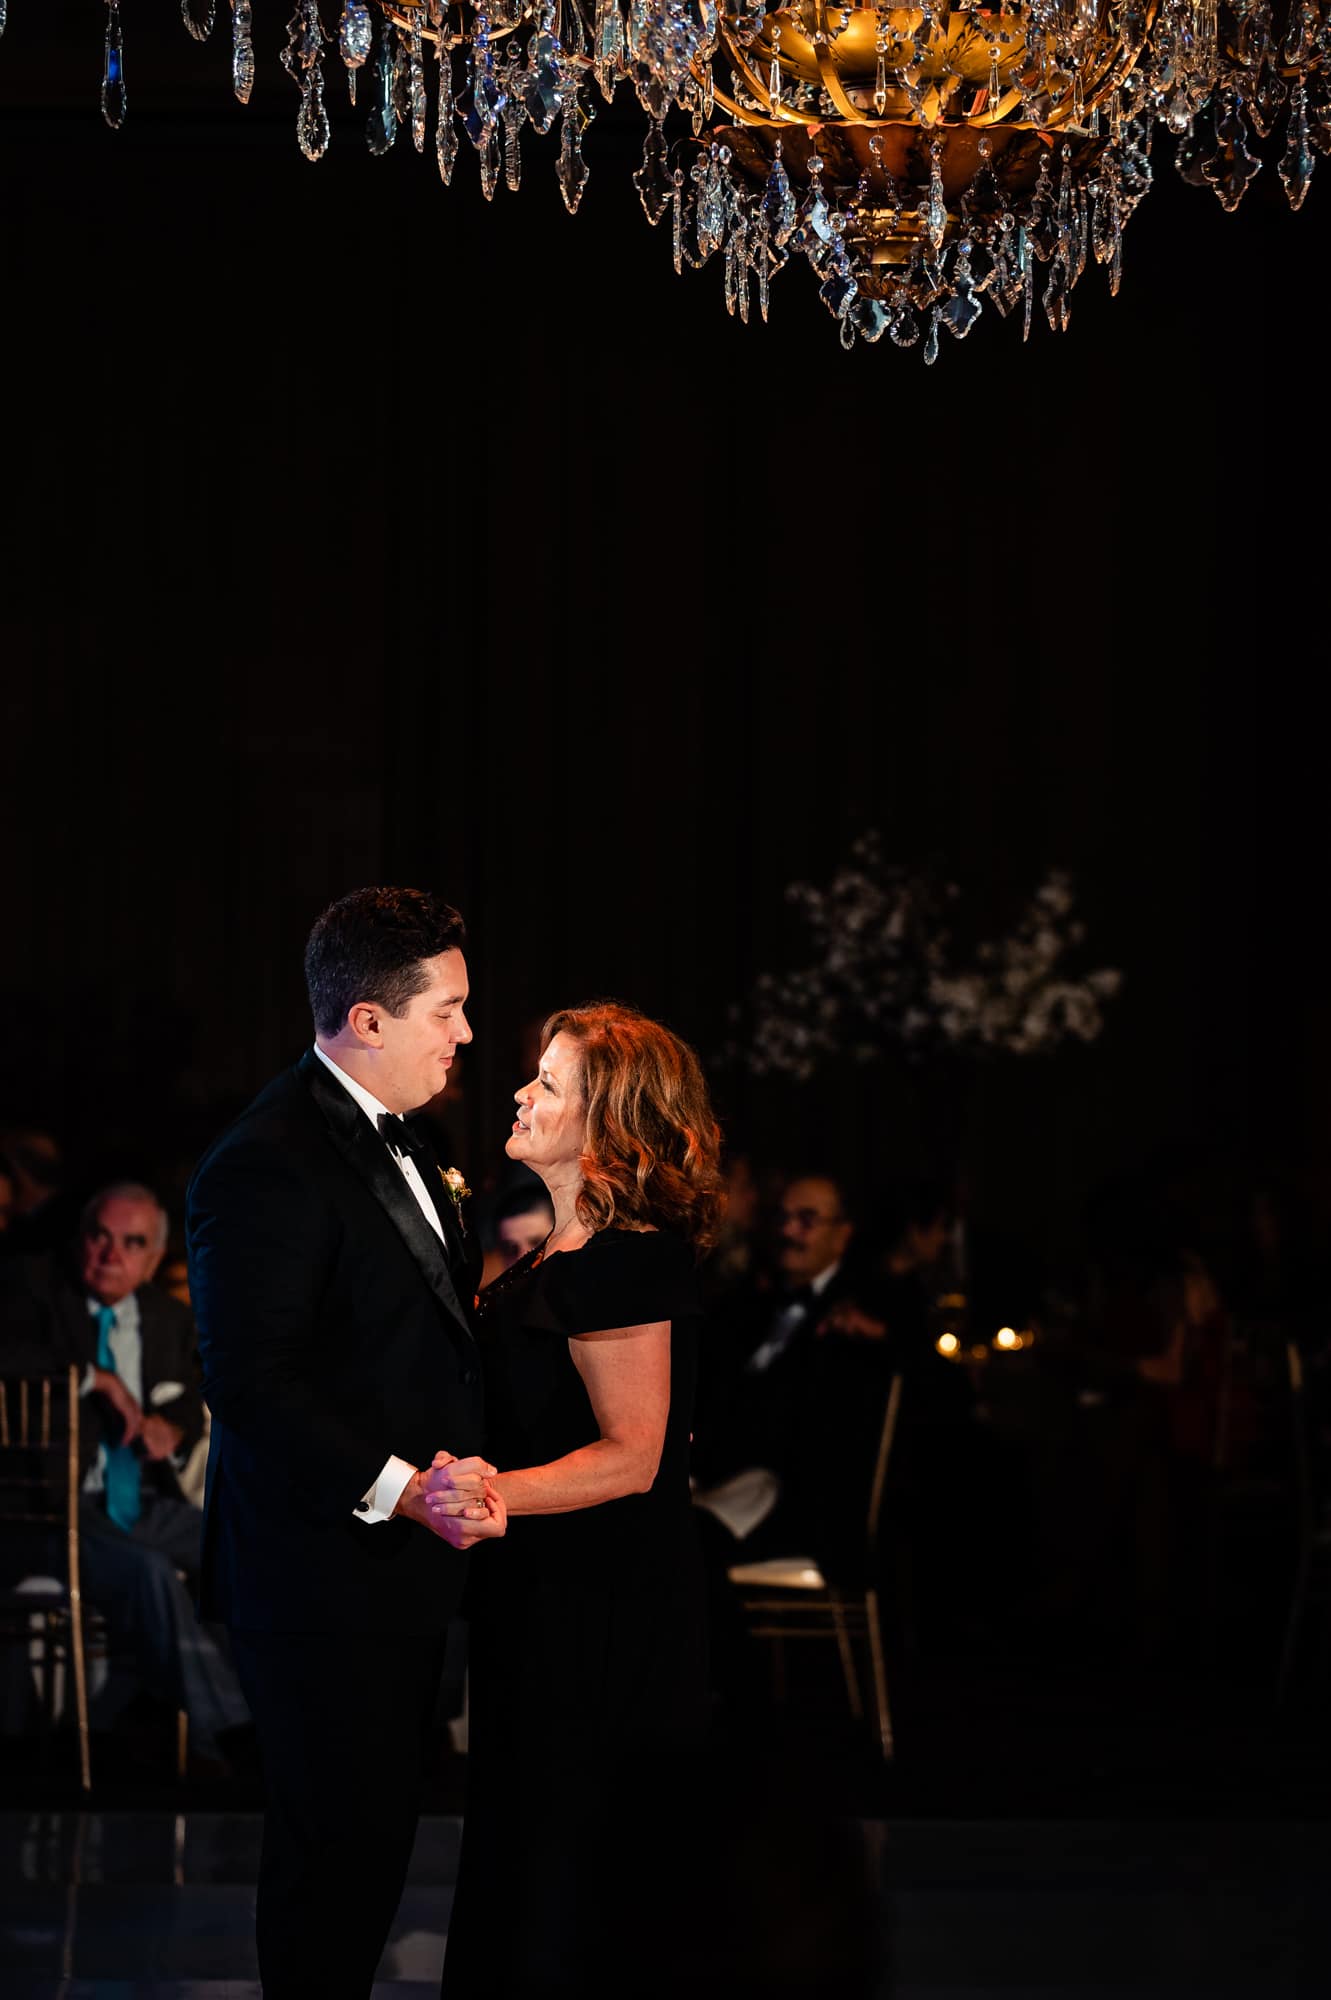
422;1449;495;1509
426;1479;508;1548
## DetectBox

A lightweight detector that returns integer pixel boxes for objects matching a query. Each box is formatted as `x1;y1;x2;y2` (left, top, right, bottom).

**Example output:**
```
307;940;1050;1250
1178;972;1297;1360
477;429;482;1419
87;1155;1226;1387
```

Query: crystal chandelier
26;0;1331;351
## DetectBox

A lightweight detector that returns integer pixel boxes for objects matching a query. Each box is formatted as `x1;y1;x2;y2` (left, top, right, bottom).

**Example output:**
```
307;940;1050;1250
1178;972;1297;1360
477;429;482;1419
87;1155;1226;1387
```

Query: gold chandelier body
68;0;1331;349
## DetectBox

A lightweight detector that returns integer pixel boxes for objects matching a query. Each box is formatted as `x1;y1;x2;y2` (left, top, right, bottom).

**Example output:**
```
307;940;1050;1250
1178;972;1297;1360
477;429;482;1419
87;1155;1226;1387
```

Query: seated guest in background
6;1181;250;1765
157;1236;193;1308
695;1173;877;1551
700;1151;763;1304
0;1125;66;1256
491;1180;555;1271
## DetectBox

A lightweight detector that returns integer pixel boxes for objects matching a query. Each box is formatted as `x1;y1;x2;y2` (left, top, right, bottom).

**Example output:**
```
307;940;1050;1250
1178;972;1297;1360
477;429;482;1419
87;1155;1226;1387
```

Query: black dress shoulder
521;1225;699;1334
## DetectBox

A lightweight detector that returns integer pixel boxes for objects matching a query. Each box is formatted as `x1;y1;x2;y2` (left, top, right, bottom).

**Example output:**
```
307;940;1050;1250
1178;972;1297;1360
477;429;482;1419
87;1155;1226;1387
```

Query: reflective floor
2;1809;1329;1997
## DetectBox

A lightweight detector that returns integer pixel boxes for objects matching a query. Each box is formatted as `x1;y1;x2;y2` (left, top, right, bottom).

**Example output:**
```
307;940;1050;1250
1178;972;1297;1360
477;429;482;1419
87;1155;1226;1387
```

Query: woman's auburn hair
543;1003;726;1252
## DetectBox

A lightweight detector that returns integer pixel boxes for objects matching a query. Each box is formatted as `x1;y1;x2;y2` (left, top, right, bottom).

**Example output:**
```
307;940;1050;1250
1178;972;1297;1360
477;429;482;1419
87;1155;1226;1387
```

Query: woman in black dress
429;1003;725;2000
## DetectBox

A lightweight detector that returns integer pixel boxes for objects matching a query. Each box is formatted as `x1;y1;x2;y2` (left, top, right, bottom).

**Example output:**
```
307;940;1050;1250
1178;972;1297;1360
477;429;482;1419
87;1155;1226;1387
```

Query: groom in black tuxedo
187;887;504;1998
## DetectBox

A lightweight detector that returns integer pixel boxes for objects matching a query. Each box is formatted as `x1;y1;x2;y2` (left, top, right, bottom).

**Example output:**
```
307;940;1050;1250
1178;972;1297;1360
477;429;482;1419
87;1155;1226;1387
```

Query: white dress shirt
312;1043;440;1526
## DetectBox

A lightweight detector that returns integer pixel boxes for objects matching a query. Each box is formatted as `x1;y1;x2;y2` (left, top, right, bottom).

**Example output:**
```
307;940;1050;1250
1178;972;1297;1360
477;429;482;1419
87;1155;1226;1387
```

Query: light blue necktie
95;1304;142;1534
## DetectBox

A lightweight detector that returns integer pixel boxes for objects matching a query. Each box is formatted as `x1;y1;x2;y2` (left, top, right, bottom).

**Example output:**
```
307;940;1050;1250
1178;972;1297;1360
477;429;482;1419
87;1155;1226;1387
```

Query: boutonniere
440;1166;471;1213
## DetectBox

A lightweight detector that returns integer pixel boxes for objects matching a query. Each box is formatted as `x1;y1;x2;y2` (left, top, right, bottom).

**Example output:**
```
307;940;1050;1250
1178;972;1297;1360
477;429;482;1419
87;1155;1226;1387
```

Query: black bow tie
377;1112;430;1164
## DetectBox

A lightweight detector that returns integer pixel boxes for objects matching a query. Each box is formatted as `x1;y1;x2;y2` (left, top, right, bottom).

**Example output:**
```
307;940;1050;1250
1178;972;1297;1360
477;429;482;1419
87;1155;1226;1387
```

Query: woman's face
506;1032;587;1178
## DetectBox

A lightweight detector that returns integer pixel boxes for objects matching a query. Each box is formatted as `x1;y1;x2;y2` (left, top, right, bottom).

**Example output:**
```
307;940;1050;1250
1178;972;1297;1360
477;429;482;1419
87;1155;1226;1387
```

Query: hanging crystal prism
556;83;590;214
502;44;526;191
942;239;982;336
524;21;562;133
1203;89;1262;209
594;0;624;102
406;18;428;151
231;0;255;103
102;2;128;130
1279;77;1315;206
1250;58;1288;139
339;2;373;105
282;0;324;82
634;122;674;223
479;120;501;198
436;38;458;184
367;13;399;154
298;61;331;158
736;222;751;324
181;0;217;42
761;142;797;247
925;138;946;251
283;0;331;159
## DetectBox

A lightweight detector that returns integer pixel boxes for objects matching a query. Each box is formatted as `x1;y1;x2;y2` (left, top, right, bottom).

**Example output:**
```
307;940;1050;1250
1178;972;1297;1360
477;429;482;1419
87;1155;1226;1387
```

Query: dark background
1;4;1326;1268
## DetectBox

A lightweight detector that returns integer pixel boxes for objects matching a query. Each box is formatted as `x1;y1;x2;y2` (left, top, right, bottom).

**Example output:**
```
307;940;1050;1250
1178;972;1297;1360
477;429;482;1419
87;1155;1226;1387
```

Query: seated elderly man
694;1173;888;1554
10;1181;249;1766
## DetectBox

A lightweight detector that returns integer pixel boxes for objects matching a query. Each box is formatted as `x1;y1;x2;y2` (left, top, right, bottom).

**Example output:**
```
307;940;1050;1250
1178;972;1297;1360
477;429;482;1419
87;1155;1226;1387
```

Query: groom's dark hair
305;888;467;1037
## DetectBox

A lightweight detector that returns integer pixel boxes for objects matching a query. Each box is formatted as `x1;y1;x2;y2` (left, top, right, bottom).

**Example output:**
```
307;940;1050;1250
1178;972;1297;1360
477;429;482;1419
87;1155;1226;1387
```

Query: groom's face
378;948;473;1114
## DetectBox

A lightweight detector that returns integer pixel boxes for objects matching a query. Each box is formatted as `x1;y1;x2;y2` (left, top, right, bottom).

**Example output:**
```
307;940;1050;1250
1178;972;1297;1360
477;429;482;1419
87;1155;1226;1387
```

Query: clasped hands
90;1367;184;1461
395;1451;507;1550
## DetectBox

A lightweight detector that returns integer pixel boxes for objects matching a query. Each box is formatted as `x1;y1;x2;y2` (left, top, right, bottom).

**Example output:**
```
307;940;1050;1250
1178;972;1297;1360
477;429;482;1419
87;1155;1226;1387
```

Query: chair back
864;1373;903;1569
0;1366;81;1533
1286;1339;1315;1537
0;1366;91;1788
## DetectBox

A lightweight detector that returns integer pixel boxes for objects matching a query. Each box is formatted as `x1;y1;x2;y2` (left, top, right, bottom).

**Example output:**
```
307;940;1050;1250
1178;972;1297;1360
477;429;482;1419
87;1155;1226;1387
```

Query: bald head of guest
79;1183;170;1307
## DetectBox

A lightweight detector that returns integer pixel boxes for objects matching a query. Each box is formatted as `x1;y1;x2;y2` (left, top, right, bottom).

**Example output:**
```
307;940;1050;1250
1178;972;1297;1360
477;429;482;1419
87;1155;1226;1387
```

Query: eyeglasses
781;1208;845;1231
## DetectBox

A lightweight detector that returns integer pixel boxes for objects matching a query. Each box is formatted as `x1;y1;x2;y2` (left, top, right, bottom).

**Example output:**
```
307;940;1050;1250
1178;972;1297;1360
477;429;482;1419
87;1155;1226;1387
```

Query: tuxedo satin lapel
299;1054;474;1346
405;1120;471;1277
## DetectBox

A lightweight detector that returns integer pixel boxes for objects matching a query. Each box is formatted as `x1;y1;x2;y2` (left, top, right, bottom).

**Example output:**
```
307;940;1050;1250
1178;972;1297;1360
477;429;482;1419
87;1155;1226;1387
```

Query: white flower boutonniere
440;1167;471;1213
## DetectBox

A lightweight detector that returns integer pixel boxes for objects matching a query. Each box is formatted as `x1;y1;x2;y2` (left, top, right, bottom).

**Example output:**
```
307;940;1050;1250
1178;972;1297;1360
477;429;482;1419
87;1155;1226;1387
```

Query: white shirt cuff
354;1453;417;1525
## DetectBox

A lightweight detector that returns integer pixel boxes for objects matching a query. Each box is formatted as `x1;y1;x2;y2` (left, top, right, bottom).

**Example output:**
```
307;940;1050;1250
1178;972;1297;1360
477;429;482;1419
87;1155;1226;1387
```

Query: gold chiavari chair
727;1373;904;1760
0;1366;92;1790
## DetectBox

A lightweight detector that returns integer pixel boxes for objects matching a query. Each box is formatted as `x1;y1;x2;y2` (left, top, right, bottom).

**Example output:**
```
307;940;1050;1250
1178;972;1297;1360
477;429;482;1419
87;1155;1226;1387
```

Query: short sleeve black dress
440;1227;708;2000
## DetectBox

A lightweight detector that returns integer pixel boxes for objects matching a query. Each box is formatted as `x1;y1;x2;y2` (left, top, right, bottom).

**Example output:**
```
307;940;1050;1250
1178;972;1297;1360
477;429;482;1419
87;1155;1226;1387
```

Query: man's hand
394;1452;504;1549
91;1367;143;1446
817;1301;888;1341
139;1414;185;1462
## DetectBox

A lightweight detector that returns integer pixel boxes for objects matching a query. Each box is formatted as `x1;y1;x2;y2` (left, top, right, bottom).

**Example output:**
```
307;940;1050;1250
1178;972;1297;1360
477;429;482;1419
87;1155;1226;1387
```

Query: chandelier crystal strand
232;0;256;101
339;1;374;102
283;0;332;159
504;40;528;185
407;12;429;147
182;0;217;40
102;1;127;131
37;0;1321;347
436;28;459;180
366;10;399;151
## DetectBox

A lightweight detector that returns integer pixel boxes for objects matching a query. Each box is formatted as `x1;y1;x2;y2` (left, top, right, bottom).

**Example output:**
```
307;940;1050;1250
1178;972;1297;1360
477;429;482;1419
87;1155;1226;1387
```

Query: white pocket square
149;1380;186;1408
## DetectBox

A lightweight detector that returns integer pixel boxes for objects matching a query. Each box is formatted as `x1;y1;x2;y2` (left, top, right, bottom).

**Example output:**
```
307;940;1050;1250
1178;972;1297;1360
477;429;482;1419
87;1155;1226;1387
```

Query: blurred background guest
0;1180;250;1770
0;1149;16;1239
0;1123;67;1256
483;1179;557;1286
701;1151;763;1304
